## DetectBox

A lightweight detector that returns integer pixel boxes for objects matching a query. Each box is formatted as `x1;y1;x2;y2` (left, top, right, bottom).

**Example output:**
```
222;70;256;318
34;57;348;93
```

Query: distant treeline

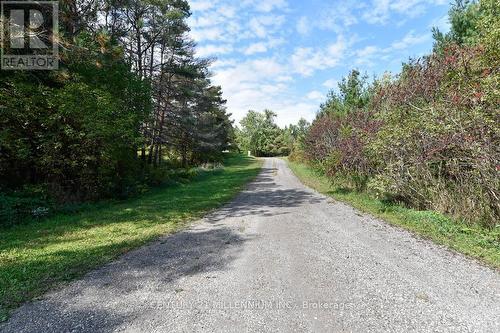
235;110;310;157
0;1;234;225
291;0;499;227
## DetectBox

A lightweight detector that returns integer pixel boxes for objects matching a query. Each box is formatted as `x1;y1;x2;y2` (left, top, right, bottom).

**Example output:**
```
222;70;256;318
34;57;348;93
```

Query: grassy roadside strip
285;158;500;269
0;154;262;321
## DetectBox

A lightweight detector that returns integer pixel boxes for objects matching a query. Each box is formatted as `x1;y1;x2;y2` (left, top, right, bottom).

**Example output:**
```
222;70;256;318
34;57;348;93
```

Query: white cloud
363;0;391;24
429;14;450;33
242;38;284;55
319;2;360;33
230;91;318;127
213;58;286;90
267;37;286;48
390;30;430;50
243;0;288;13
211;56;319;127
323;79;338;89
197;44;234;57
288;0;448;34
328;39;346;58
261;83;289;94
296;17;311;35
348;30;430;68
249;19;267;38
291;36;347;76
277;75;294;82
391;0;426;16
274;102;317;127
363;0;448;24
190;27;225;42
357;45;379;58
291;48;334;76
306;91;324;101
189;16;218;28
189;4;285;43
354;45;380;66
249;15;286;39
211;58;239;69
244;42;268;55
252;58;285;77
218;6;236;18
190;0;218;11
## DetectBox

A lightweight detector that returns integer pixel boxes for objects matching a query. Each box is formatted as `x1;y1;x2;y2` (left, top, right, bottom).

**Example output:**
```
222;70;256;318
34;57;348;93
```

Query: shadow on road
1;227;249;333
206;166;324;223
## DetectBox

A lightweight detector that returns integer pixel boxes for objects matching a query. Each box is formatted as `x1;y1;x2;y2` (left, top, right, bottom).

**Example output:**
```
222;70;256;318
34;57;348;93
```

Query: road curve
1;158;499;333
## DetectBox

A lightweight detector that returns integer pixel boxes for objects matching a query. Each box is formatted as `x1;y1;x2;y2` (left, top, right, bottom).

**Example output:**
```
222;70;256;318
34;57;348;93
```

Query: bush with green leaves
0;36;151;205
304;70;378;191
0;190;51;227
369;45;499;226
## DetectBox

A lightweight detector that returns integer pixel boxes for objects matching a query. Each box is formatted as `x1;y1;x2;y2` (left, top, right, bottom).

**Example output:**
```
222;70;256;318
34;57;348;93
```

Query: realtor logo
1;1;58;70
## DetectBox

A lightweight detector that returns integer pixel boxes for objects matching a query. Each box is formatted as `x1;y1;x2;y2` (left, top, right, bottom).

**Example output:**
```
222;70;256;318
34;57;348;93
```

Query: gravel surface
2;158;499;333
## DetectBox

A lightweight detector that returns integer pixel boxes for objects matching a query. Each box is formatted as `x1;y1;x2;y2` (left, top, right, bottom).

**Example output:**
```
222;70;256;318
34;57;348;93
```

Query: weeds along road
2;158;499;332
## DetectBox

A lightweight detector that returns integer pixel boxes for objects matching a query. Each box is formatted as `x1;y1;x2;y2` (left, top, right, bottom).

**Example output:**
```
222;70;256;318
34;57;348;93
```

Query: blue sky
188;0;451;127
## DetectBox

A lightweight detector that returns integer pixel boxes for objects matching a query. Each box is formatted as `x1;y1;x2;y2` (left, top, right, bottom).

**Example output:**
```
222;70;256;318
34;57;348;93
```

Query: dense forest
289;0;499;227
0;0;234;225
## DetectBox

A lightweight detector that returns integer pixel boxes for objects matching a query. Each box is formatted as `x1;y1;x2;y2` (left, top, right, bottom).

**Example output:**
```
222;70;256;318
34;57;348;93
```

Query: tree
318;70;371;117
237;110;288;157
432;0;481;51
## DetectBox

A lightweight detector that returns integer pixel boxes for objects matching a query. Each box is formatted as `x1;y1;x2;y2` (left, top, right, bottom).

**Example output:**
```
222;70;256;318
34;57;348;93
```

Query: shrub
370;46;499;226
305;109;380;191
0;189;51;227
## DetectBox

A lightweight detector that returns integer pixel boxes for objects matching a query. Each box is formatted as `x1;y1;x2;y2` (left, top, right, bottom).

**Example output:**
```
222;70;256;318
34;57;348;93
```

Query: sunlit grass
286;159;500;269
0;154;262;321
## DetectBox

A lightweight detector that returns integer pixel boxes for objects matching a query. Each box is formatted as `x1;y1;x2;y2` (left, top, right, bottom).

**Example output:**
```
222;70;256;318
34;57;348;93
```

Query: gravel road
2;158;499;333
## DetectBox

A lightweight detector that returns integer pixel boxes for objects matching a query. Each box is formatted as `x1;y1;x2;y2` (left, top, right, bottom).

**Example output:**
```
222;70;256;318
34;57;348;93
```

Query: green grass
286;158;500;269
0;154;262;321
